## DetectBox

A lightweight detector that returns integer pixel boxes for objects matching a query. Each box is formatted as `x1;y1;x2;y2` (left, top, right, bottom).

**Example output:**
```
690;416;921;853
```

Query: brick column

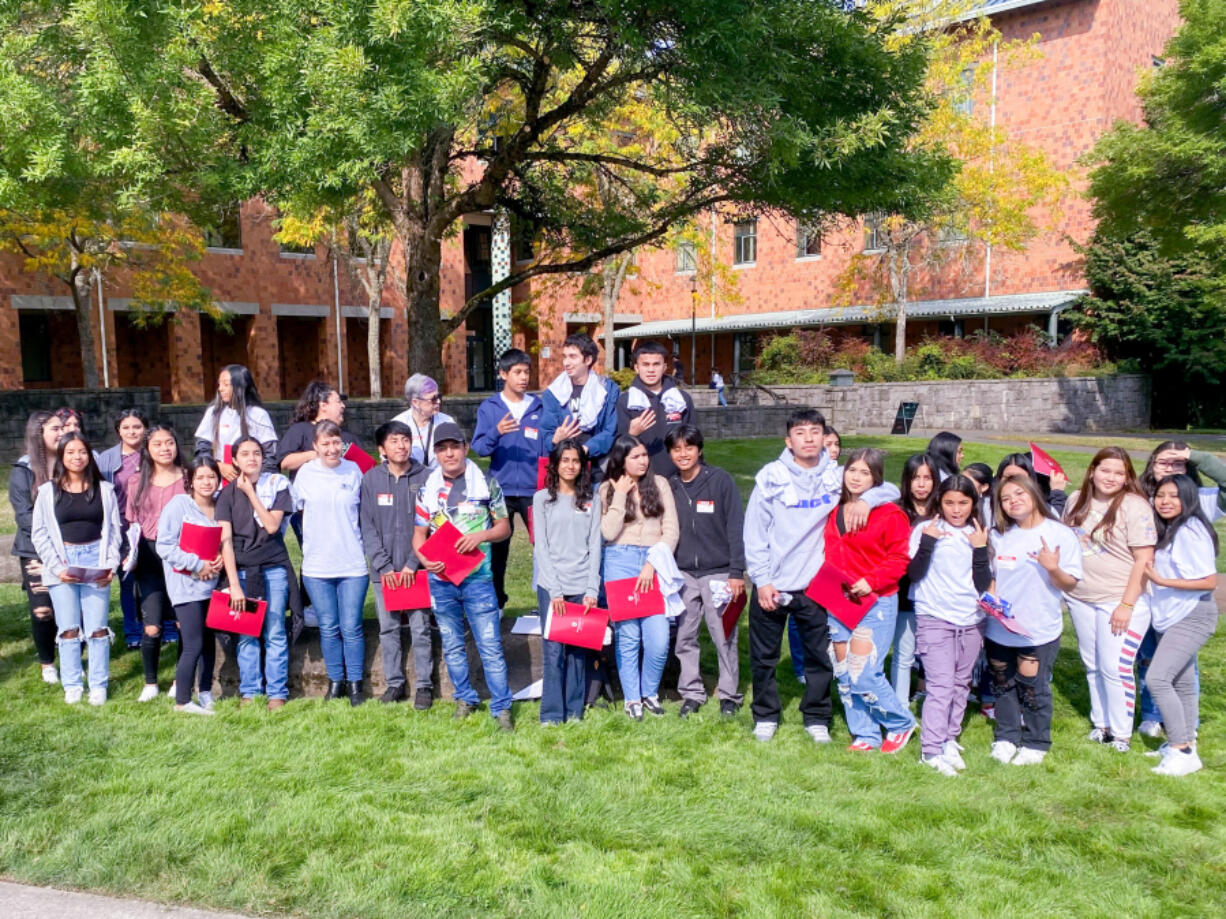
248;307;281;399
170;309;205;403
0;294;22;389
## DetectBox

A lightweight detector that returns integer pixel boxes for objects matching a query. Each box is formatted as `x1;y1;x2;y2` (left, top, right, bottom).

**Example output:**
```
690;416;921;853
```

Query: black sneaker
641;696;665;716
454;700;476;720
679;699;703;719
719;700;741;718
414;688;434;711
380;685;407;704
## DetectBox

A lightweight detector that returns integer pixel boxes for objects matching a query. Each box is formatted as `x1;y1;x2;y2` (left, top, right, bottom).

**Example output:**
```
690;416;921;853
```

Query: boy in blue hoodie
743;409;898;745
472;349;544;608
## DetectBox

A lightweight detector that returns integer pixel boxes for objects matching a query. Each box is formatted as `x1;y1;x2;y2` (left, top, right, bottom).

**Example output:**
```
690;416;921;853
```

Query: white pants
1066;596;1151;739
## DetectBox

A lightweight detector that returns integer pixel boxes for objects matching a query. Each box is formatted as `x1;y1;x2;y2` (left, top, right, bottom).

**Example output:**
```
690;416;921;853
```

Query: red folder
381;574;431;611
345;442;377;474
222;443;233;465
535;456;549;490
419;520;486;585
605;576;665;621
179;522;221;560
205;589;267;637
804;563;878;630
721;591;748;643
544;602;609;651
1028;442;1065;479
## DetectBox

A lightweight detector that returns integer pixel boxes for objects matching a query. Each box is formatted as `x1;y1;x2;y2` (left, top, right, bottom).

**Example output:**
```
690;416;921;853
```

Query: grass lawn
1;437;1225;918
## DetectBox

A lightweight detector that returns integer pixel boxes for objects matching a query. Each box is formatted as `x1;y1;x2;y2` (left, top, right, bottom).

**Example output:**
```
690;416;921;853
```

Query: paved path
0;880;259;919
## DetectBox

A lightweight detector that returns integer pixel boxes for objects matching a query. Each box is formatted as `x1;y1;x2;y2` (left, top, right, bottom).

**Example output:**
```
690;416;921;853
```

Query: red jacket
822;502;911;597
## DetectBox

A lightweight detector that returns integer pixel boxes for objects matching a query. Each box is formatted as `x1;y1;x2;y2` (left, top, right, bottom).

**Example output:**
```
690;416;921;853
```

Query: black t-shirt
55;488;104;544
566;381;585;417
275;421;355;472
215;479;293;567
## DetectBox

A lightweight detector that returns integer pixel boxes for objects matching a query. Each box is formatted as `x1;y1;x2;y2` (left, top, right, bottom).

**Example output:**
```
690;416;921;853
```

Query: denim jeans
829;593;915;746
119;568;141;646
430;574;511;715
47;541;113;691
538;588;591;723
1138;625;1200;726
788;615;806;680
890;607;918;703
603;544;669;702
304;575;370;682
236;566;289;700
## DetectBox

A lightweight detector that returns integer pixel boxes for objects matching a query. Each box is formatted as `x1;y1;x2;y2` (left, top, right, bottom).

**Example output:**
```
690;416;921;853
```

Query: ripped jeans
46;541;113;691
986;636;1061;752
829;593;915;747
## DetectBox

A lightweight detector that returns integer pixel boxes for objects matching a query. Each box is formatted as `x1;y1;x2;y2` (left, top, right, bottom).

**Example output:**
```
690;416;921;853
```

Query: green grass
1;438;1225;918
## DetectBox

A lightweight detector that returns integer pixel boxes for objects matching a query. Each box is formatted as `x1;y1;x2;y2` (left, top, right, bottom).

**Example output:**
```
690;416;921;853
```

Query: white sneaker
41;664;59;685
805;724;831;744
1145;742;1189;759
138;684;160;702
990;741;1018;764
1138;720;1164;739
1108;738;1131;754
175;701;215;716
753;721;779;742
1011;747;1047;766
167;682;177;698
942;740;967;771
1087;726;1111;743
64;687;83;705
921;753;959;777
1152;748;1203;777
197;691;215;711
88;688;107;706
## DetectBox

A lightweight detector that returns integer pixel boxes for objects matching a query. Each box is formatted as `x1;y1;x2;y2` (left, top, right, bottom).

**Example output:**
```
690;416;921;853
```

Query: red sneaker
847;740;877;753
880;726;916;754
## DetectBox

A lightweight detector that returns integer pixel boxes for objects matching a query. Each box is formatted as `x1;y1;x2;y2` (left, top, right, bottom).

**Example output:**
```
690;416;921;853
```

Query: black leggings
135;538;174;684
173;599;216;705
20;556;57;666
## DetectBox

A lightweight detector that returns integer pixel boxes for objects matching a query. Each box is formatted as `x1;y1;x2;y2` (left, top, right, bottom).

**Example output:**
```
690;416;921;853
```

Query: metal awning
611;289;1085;340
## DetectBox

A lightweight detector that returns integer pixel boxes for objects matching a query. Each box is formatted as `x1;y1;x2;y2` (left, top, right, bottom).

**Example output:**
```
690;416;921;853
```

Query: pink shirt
113;450;142;521
126;477;186;540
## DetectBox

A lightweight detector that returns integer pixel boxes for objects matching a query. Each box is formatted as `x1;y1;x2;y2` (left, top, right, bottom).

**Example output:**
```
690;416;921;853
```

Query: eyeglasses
415;395;442;404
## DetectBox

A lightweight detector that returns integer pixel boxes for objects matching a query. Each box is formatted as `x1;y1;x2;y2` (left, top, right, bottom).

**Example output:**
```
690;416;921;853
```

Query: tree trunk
69;256;101;389
602;254;633;371
889;249;910;365
403;224;447;385
367;285;383;399
894;302;907;364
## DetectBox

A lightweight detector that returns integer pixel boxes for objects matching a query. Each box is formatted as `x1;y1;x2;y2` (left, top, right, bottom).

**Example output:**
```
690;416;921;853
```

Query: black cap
433;421;466;446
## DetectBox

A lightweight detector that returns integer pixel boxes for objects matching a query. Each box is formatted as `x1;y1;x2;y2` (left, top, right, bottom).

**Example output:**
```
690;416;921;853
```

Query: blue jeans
430;574;511;715
538;588;591;723
788;616;806;680
236;566;289;699
304;575;369;682
891;608;918;703
829;593;916;746
603;544;669;702
1138;625;1200;726
120;568;141;646
717;388;728;407
47;542;113;691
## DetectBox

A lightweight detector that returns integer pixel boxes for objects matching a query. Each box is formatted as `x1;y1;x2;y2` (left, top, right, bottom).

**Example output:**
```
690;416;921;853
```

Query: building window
864;213;887;252
19;312;52;383
203;203;242;251
953;66;976;116
937;222;969;246
733;220;757;265
796;221;822;258
513;220;536;263
279;240;316;257
675;239;698;273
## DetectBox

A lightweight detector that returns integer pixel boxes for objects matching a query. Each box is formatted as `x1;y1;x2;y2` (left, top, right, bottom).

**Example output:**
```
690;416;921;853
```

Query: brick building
0;0;1181;403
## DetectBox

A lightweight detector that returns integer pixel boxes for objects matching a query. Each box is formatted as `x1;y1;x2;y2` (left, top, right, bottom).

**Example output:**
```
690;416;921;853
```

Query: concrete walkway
0;880;259;919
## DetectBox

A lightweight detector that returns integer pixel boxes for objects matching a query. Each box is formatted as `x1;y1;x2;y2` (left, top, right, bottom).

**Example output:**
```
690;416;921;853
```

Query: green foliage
1068;231;1226;427
607;368;635;391
749;328;1110;384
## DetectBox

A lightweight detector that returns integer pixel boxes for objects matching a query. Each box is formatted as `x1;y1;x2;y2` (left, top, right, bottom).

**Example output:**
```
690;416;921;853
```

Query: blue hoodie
471;392;545;497
538;373;621;462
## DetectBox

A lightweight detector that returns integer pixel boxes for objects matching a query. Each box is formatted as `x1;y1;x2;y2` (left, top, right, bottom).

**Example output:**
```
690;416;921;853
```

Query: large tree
9;0;951;384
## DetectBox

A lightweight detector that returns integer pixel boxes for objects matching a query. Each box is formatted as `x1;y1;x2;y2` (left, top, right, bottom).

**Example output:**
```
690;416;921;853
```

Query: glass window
796;221;822;258
675;239;698;273
733;220;757;265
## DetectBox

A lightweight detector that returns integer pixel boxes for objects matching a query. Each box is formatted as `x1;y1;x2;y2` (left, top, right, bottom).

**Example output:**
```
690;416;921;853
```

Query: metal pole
333;251;343;390
690;278;698;386
96;269;109;388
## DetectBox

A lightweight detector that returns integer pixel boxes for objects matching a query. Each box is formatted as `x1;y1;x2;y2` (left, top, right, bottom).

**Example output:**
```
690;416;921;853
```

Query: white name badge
696;500;715;514
523;427;539;440
378;493;394;507
996;554;1018;570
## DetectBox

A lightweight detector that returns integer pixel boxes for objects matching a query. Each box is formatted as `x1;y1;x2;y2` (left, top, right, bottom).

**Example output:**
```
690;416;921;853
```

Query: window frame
733;219;757;266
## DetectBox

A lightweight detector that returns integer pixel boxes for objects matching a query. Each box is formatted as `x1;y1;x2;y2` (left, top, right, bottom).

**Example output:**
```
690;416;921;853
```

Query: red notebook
605;576;665;621
418;521;486;585
175;521;222;574
205;589;267;637
345;442;377;474
535;456;549;490
381;574;431;611
222;443;233;465
544;602;609;651
804;563;878;630
1028;441;1065;479
721;591;748;643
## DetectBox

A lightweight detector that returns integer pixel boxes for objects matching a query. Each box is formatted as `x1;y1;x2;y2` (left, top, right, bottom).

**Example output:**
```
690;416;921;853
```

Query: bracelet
1119;601;1134;610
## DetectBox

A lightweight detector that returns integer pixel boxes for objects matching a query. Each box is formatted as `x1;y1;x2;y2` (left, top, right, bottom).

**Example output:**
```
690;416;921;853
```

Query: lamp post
689;275;698;386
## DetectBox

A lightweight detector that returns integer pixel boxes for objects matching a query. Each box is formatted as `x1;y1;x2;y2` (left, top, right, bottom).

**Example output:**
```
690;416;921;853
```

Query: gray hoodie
155;494;221;607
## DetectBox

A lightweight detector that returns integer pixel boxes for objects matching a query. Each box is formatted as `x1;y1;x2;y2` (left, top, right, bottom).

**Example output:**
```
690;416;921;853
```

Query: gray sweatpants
1148;597;1218;746
372;580;435;691
675;571;743;705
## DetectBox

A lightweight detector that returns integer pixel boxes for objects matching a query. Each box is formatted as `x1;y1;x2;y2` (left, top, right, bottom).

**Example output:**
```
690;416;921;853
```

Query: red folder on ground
605;576;665;621
805;563;878;630
1028;442;1065;479
345;442;377;474
721;591;748;643
205;589;267;637
381;574;431;611
544;602;609;651
418;521;486;585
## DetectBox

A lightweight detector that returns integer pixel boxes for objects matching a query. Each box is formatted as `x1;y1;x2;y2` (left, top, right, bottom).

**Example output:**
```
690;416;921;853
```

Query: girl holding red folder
821;449;916;754
156;458;225;714
534;440;603;724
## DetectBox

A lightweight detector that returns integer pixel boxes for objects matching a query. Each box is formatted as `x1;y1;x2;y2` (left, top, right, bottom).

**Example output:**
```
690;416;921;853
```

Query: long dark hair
995;452;1052;500
1153;473;1219;555
935;474;982;528
1065;446;1143;539
52;432;102;500
210;364;262;447
291;380;335;424
23;410;57;490
898;452;938;524
546;439;594;507
839;447;884;505
132;424;187;513
601;435;663;521
113;408;150;437
1140;440;1202;496
186;456;222;502
927;431;962;478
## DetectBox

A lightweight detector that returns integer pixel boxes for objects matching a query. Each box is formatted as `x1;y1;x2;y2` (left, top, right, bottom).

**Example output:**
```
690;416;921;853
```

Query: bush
608;368;636;391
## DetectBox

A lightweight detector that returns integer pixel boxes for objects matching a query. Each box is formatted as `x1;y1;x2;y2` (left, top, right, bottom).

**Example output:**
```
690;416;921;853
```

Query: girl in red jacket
823;448;917;753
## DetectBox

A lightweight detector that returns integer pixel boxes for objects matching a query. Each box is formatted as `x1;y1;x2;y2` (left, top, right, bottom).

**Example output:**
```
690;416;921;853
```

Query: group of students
7;336;1218;774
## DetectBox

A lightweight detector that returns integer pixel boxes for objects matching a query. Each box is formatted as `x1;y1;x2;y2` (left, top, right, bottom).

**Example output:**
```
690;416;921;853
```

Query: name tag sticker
523;427;539;440
696;500;715;514
996;554;1018;570
378;493;394;507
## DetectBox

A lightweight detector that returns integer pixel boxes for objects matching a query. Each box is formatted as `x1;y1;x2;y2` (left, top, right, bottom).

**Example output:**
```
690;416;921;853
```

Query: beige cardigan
600;475;680;550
